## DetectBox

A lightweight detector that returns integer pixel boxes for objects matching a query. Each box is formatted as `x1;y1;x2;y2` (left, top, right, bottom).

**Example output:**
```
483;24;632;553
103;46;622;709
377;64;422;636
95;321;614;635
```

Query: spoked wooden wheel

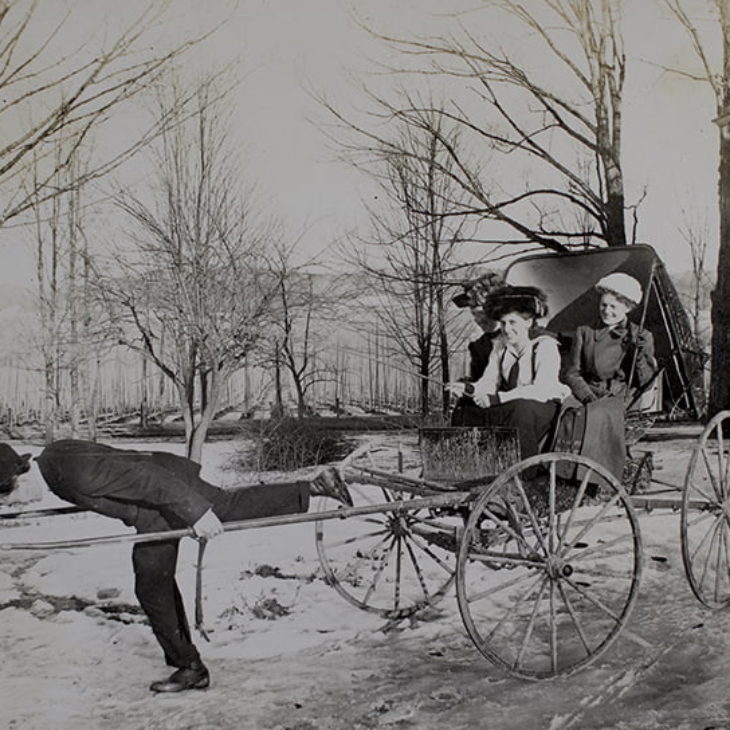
456;452;642;680
315;477;461;619
681;410;730;609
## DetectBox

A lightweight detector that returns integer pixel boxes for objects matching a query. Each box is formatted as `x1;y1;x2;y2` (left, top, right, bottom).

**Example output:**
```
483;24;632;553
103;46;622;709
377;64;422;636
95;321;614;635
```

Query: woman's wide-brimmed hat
595;272;643;307
482;285;548;321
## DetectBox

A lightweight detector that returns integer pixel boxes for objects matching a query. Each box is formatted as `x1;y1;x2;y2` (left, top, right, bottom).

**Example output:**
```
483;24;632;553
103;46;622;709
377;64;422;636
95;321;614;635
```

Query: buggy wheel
681;410;730;609
315;478;460;619
456;452;642;680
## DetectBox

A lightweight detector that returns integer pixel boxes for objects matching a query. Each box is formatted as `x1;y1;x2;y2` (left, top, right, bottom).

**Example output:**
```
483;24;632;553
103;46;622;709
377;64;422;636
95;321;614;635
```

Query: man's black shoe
150;660;210;693
310;466;353;507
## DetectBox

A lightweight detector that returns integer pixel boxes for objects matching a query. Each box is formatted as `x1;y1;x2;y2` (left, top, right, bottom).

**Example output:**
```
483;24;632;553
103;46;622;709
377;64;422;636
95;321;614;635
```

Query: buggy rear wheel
456;452;642;680
681;410;730;609
315;476;462;619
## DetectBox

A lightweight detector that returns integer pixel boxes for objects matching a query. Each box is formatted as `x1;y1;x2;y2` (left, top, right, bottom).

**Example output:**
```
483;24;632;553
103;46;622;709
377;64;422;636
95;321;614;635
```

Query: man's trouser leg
131;475;308;666
132;538;200;669
213;480;310;523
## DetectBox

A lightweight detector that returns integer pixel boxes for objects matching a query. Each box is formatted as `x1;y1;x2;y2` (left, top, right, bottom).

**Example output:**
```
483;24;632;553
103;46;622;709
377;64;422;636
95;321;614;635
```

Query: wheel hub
545;554;573;580
388;514;411;538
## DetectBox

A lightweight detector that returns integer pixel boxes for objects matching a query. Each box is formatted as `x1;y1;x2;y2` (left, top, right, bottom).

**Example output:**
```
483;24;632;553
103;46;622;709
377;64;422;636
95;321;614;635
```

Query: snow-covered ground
2;428;730;730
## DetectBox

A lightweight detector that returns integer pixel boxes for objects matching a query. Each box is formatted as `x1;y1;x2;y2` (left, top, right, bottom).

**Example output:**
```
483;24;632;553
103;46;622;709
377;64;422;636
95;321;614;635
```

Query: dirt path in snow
3;430;730;730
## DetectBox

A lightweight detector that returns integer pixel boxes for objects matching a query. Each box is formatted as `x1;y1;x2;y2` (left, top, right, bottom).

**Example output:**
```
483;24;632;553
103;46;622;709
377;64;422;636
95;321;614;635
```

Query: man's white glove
192;509;224;540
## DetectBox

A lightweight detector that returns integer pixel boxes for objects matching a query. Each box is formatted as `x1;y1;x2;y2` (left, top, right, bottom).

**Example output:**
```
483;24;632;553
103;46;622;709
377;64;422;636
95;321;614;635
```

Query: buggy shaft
0;491;471;551
0;505;87;520
346;464;457;493
630;495;708;511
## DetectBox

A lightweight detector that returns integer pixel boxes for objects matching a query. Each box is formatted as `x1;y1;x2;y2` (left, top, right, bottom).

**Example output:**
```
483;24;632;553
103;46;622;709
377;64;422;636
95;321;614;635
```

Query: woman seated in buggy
447;284;570;460
557;272;656;479
449;271;504;425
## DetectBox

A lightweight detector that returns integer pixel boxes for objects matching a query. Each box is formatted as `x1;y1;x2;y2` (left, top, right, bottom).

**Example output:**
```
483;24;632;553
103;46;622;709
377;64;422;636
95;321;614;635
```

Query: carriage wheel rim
456;452;642;680
681;410;730;610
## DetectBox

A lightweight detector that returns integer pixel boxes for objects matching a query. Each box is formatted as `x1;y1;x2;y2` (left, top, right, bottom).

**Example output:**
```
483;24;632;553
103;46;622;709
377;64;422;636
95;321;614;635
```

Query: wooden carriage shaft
346;464;456;494
0;505;85;520
0;491;472;551
630;495;707;511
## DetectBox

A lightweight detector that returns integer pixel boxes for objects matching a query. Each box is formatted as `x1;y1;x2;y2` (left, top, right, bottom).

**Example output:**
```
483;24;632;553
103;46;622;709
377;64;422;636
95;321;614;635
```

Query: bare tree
100;79;279;462
663;0;730;415
261;243;351;419
678;210;712;348
31;164;64;442
28;143;111;441
0;0;214;226
345;110;472;416
329;0;629;251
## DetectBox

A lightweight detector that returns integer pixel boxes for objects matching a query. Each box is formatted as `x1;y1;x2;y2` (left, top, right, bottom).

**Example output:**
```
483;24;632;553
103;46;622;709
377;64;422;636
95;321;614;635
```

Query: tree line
0;0;727;463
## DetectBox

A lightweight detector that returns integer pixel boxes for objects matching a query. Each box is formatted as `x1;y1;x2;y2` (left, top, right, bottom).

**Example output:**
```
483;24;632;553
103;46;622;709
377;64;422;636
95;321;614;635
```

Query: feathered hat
452;270;504;309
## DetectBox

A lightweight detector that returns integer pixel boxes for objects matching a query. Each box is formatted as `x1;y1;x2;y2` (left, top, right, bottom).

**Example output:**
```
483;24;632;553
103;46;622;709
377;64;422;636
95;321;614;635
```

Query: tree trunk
140;353;149;428
710;10;730;418
83;358;100;442
273;344;284;417
604;184;626;247
709;128;730;416
294;380;306;419
435;290;450;417
187;414;212;464
693;275;702;346
44;358;56;444
69;366;80;438
419;356;430;416
179;382;196;460
244;355;251;417
68;182;81;438
186;375;221;463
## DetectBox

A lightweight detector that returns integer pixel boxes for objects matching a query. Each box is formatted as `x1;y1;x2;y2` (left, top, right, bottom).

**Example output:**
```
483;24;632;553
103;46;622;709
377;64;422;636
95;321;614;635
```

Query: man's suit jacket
36;440;217;532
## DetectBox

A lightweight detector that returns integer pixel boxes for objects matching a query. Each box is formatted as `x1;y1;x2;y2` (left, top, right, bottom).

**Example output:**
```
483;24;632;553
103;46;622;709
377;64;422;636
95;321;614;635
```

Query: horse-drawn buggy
0;244;722;683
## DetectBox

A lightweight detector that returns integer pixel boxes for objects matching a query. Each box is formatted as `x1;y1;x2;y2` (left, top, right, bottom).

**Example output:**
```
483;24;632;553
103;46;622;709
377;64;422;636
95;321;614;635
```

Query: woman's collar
503;338;528;357
596;319;629;337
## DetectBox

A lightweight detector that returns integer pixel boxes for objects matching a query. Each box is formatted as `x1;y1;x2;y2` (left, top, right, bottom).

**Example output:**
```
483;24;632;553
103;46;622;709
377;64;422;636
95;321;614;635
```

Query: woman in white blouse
448;285;569;459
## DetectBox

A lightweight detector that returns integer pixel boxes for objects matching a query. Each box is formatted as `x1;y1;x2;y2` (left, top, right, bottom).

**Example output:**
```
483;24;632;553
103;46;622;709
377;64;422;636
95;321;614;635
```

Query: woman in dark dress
450;272;503;426
561;272;656;478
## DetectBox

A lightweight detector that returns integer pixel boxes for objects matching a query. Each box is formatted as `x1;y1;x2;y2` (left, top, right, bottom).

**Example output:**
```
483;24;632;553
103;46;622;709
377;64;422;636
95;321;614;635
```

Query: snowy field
2;428;730;730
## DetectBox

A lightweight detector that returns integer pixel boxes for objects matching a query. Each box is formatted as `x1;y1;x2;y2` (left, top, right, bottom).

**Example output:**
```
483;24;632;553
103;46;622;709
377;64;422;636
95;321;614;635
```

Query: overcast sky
0;0;721;291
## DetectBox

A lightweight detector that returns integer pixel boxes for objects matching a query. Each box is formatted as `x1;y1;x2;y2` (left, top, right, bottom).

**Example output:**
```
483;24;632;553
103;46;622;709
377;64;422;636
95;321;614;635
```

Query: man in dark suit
0;439;351;693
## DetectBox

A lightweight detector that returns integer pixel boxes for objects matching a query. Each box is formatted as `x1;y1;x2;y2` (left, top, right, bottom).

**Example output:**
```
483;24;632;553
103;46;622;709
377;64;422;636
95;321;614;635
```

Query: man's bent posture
1;439;351;693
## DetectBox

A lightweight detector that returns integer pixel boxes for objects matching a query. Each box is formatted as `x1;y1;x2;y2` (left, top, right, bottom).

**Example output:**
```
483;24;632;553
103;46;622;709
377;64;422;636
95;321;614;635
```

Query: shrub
238;417;350;472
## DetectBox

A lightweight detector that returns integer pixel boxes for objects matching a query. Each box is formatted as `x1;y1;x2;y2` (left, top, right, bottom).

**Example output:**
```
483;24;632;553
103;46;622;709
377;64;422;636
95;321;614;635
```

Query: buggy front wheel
456;452;642;680
315;477;461;619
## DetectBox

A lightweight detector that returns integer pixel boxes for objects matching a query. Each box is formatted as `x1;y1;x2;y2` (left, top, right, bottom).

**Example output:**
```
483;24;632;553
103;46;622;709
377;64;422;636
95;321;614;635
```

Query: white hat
595;272;643;307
